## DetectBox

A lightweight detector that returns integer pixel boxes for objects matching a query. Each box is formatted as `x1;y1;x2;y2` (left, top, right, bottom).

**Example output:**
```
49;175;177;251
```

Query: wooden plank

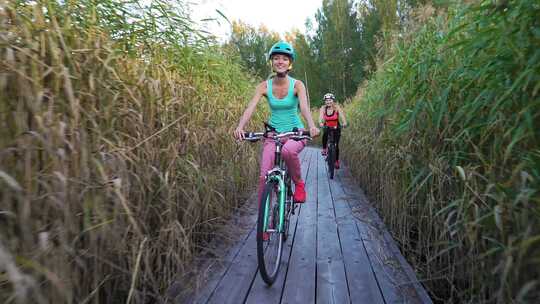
358;200;431;304
315;155;350;304
205;227;259;304
281;148;318;304
181;148;431;304
173;197;258;304
327;177;385;304
336;222;385;304
355;220;407;304
244;210;300;304
327;177;354;224
335;173;405;303
381;228;433;303
244;149;313;304
204;149;312;304
341;171;430;303
190;229;254;304
336;172;431;304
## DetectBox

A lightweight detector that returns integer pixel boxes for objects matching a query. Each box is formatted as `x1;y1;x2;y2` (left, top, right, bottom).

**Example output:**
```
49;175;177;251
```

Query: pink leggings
257;137;306;203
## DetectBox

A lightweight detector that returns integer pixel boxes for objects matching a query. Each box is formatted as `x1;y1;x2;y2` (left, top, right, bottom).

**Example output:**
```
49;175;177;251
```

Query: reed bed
0;0;262;302
342;2;539;303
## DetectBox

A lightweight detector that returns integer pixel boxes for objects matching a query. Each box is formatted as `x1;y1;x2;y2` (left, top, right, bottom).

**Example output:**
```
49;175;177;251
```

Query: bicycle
243;126;312;285
322;125;341;179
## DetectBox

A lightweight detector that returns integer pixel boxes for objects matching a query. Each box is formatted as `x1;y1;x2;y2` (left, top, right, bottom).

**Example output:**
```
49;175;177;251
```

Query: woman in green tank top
233;41;320;204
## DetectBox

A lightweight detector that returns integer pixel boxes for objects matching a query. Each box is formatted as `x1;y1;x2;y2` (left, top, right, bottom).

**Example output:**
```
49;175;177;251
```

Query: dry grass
0;0;263;302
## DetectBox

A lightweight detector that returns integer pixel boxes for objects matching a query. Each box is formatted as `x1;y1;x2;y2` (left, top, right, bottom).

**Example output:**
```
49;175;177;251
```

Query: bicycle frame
323;125;340;179
244;129;309;233
262;137;290;233
325;125;340;146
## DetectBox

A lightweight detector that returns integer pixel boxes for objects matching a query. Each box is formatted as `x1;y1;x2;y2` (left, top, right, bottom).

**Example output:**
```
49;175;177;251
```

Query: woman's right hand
234;127;245;140
309;126;321;138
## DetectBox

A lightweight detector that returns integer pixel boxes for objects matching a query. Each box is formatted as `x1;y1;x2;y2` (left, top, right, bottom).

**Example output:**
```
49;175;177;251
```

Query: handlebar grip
243;132;264;141
291;127;310;137
299;130;311;137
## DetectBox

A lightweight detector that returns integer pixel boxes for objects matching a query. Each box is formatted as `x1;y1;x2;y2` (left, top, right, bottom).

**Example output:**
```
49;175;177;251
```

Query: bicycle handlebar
321;123;349;129
243;130;312;142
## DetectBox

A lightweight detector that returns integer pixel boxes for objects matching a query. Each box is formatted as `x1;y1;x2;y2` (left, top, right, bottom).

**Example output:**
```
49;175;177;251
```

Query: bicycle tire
283;178;293;242
257;181;284;285
327;144;336;179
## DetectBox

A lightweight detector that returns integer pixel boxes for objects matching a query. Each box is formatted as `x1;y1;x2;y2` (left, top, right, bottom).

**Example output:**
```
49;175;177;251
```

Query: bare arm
319;106;325;126
234;82;266;140
295;81;320;137
336;104;348;126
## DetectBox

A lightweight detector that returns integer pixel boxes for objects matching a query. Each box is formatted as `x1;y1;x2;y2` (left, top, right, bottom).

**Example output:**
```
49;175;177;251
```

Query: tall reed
342;2;539;303
0;0;262;302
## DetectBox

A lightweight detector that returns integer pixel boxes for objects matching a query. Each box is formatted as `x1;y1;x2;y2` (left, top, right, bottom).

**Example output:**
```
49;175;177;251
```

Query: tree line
225;0;426;107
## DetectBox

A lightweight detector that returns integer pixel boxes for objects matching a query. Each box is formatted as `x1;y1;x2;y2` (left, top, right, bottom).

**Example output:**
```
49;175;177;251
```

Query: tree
312;0;364;101
286;30;322;107
223;0;411;106
226;21;280;80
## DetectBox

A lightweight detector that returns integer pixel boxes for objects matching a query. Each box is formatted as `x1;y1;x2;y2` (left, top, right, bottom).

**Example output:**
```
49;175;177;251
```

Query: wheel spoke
257;181;284;285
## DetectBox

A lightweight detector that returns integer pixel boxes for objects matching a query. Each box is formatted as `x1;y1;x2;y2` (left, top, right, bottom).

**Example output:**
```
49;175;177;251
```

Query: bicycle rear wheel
257;181;284;285
327;144;336;179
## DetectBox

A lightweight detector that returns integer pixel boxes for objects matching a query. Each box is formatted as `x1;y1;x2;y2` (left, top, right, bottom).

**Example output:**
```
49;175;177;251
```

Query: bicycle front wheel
283;177;293;242
327;144;336;179
257;181;284;285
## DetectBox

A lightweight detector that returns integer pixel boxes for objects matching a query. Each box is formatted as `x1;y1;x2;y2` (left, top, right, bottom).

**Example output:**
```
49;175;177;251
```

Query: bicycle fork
263;173;286;233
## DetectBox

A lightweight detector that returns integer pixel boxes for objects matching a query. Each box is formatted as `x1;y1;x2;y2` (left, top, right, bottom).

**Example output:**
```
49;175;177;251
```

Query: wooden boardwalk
172;147;432;304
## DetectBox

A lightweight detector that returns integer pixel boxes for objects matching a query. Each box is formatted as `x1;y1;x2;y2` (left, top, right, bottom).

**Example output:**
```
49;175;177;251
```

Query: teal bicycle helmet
268;41;296;61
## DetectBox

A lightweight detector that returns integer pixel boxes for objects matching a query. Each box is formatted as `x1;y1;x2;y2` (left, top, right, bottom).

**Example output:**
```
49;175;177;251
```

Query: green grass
342;2;540;302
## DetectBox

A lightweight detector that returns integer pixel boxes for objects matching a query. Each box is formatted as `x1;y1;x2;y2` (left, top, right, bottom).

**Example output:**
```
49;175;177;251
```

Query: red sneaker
293;181;306;203
335;160;340;169
321;148;327;156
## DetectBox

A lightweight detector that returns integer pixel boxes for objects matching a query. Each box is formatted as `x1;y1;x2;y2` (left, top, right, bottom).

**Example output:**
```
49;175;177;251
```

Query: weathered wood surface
174;147;432;304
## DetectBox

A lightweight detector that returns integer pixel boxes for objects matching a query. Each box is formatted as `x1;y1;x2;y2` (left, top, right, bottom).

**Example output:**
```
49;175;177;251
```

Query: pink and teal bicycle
244;125;311;285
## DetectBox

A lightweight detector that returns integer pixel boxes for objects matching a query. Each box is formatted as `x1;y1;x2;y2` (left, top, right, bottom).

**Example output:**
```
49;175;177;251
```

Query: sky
189;0;323;41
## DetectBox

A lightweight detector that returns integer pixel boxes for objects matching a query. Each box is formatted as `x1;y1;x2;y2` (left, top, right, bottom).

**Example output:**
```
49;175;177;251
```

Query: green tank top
267;76;304;133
